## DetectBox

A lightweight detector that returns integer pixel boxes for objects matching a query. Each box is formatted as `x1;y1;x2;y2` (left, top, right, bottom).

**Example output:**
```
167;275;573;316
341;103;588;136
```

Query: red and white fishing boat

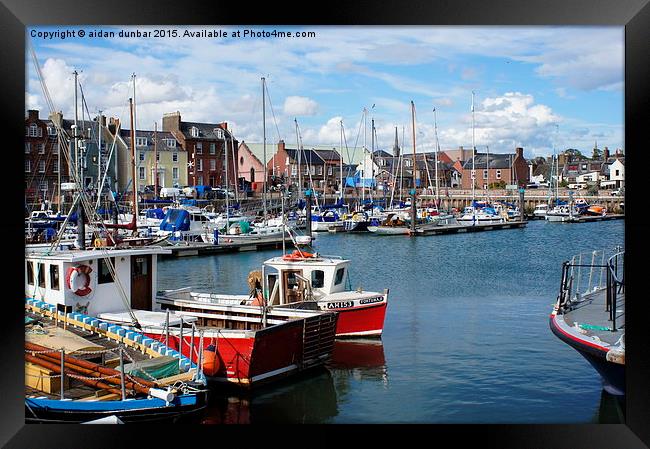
157;239;389;338
25;244;338;390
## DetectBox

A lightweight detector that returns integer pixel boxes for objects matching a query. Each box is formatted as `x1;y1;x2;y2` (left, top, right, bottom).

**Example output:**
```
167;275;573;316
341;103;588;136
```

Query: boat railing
606;251;625;331
557;248;624;331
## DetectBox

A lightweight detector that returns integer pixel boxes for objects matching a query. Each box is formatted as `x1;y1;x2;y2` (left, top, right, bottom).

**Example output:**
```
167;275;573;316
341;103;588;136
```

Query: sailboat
456;93;505;227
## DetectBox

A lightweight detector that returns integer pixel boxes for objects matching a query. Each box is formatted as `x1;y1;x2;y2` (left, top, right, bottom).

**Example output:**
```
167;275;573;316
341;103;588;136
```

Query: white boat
158;247;388;338
456;206;506;226
533;204;549;218
545;205;580;222
367;213;411;235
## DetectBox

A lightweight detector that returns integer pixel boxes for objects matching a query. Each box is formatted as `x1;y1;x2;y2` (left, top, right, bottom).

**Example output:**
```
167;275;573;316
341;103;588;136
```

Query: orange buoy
202;345;220;377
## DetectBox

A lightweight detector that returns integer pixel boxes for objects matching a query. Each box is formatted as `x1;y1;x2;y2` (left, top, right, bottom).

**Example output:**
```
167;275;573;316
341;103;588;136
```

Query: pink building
237;141;265;192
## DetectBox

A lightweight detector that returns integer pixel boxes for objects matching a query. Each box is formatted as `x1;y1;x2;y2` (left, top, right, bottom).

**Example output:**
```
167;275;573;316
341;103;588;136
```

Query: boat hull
367;226;411;235
321;301;387;337
25;393;207;424
549;312;625;396
144;313;337;389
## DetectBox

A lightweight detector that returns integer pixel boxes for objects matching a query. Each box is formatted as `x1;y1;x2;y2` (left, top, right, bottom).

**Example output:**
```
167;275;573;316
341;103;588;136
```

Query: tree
564;148;587;160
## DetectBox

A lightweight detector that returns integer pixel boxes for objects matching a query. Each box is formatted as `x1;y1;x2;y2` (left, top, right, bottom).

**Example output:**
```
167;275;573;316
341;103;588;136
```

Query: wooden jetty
525;214;625;222
160;235;288;258
413;220;528;236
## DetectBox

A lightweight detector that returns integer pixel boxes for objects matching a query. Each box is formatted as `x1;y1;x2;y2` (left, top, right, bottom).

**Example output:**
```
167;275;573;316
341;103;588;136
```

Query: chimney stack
515;147;524;159
603;147;610;160
162;111;181;132
27;110;39;120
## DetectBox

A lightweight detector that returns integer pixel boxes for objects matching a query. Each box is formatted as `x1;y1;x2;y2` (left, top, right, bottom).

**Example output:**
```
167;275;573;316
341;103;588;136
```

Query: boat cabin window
37;263;46;288
26;261;34;285
311;270;325;288
334;267;345;286
98;257;116;284
49;265;60;290
286;271;299;289
133;257;148;276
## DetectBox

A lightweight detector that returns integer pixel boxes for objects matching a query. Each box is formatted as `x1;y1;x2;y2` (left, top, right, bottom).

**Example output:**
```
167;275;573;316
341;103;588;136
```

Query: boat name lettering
360;297;384;305
327;301;354;309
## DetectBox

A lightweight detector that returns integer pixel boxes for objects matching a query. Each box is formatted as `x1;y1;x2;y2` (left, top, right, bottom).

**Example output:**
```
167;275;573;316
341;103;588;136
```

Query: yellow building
112;125;188;192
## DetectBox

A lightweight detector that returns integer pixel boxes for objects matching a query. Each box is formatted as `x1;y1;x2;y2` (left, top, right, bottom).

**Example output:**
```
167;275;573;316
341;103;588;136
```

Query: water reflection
594;389;625;423
329;339;388;385
201;368;338;424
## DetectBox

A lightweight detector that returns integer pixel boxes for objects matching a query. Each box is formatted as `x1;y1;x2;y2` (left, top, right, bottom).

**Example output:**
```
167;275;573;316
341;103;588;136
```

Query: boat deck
559;287;625;347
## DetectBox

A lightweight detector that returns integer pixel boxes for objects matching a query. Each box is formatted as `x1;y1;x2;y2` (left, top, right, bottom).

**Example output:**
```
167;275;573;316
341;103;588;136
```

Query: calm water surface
158;219;624;424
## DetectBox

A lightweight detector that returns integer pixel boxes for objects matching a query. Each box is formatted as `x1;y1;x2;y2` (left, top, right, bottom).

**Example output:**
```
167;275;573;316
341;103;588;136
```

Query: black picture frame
3;0;648;447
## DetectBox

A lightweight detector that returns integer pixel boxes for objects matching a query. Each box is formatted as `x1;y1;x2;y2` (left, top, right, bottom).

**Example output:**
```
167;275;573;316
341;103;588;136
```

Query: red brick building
460;147;529;189
162;112;239;188
25;110;70;205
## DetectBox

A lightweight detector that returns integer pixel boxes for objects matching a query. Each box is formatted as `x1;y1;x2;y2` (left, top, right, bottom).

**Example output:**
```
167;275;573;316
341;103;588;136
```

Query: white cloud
283;96;319;116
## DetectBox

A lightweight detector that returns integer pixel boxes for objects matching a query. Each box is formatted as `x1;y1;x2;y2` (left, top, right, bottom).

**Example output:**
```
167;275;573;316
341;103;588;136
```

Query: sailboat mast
129;98;137;226
295;119;301;197
433;107;440;203
262;77;267;219
154;122;158;198
411;101;417;190
73;70;79;182
471;91;476;203
362;108;366;202
225;124;230;233
370;118;375;202
339;120;344;201
97;109;102;203
132;73;139;219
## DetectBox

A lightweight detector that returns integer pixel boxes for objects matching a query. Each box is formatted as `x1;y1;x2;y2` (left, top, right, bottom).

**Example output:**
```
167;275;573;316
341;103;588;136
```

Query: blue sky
26;25;624;159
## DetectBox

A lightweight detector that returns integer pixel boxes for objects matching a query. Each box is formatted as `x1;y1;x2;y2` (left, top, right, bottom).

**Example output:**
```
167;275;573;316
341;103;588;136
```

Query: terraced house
116;127;188;192
162;112;239;189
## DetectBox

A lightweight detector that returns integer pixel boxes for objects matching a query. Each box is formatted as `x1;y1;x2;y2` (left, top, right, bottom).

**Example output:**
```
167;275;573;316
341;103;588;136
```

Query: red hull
144;317;332;388
328;303;387;337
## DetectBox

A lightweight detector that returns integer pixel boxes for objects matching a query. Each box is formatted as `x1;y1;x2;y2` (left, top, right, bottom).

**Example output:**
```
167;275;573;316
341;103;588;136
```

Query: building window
496;170;501;179
210;159;216;171
172;152;178;162
470;169;476;179
197;159;203;171
240;156;244;166
209;143;216;154
164;138;176;148
311;270;325;288
291;165;297;176
25;160;31;172
25;142;30;153
50;265;60;290
26;261;34;285
38;143;45;154
156;153;160;162
483;170;488;179
29;124;40;137
310;166;316;175
317;166;323;176
139;151;145;161
136;137;147;147
250;167;255;182
334;268;345;286
39;161;46;173
172;167;179;180
48;126;57;136
615;170;620;177
196;142;203;154
98;258;115;284
139;166;145;180
53;158;59;174
197;176;203;185
215;128;224;139
191;127;199;138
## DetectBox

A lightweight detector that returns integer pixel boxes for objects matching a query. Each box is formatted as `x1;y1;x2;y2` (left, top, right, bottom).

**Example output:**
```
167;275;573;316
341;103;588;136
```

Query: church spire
393;126;400;158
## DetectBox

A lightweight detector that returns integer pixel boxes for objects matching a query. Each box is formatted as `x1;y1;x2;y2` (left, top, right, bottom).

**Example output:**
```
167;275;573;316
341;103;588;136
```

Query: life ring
65;265;93;296
282;250;316;261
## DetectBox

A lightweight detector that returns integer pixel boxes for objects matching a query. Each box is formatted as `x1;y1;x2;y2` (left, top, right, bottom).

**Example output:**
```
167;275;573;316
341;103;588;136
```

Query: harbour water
157;219;624;424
